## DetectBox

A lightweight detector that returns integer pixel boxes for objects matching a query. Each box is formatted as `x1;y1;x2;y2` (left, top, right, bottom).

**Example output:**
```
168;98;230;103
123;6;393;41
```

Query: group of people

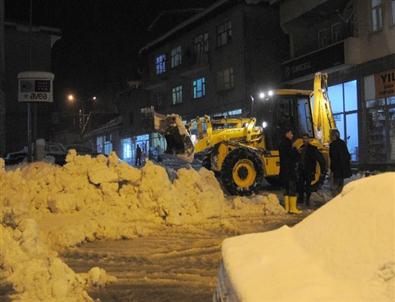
135;144;162;166
279;128;352;214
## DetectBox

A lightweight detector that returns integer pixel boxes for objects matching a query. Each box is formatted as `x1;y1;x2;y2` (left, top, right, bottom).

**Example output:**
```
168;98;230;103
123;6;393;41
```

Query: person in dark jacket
279;129;301;214
329;129;352;196
297;134;325;207
135;144;142;166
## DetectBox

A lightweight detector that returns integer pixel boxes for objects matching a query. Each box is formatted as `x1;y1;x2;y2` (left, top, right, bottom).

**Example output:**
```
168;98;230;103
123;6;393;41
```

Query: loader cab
254;90;314;150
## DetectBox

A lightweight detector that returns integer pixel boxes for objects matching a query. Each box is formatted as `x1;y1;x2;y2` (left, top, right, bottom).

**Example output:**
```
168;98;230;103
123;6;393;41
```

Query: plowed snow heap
222;172;395;302
0;150;284;301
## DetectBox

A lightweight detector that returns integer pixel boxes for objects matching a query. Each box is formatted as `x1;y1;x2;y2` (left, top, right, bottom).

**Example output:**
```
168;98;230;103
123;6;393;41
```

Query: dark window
129;112;134;125
216;20;232;47
371;0;383;32
217;67;234;90
318;28;330;48
171;46;182;68
194;32;209;58
172;86;183;105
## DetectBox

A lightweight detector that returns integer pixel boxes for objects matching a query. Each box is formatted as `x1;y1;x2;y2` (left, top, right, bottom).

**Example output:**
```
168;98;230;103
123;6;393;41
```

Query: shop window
217;67;234;91
216;20;232;47
366;97;395;162
371;0;383;32
328;80;359;161
172;85;183;105
344;80;358;111
193;77;206;99
96;136;104;153
328;84;343;113
104;135;112;155
155;54;166;74
122;138;132;160
171;46;182;68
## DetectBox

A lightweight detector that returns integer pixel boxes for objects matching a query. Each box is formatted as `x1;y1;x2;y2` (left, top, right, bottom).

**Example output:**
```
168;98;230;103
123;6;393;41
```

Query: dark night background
4;0;213;110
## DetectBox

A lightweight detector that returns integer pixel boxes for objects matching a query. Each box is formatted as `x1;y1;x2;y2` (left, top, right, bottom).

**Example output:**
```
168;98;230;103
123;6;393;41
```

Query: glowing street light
268;90;274;97
259;92;265;99
67;94;75;102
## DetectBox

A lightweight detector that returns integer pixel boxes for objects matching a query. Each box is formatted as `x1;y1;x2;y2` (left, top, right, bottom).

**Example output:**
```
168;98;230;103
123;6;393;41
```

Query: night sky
5;0;213;110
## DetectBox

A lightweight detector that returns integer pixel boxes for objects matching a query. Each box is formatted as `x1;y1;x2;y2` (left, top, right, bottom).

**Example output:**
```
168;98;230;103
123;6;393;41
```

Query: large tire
310;150;327;191
221;148;264;196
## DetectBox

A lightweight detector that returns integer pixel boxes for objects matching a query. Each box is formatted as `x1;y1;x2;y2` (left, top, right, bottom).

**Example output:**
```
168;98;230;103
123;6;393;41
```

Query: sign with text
375;69;395;98
18;71;55;103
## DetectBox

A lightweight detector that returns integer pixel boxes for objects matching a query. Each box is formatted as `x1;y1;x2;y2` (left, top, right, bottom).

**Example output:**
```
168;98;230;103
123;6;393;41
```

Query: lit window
217;67;234;90
216;20;232;47
96;136;104;153
194;32;209;59
122;138;132;160
371;0;383;32
328;80;359;161
172;86;183;105
156;54;166;74
104;135;113;155
193;77;206;99
171;46;182;68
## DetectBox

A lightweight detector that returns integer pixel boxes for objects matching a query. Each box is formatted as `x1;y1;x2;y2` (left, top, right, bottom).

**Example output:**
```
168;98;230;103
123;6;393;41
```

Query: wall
4;23;60;153
0;0;5;156
345;0;395;65
144;4;248;120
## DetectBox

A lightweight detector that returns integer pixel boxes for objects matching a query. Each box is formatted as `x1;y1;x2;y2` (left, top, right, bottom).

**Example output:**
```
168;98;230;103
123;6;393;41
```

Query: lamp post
67;94;96;131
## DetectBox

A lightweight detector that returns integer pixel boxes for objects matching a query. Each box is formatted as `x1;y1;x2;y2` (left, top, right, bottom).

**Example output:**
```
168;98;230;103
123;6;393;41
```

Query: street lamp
67;94;75;103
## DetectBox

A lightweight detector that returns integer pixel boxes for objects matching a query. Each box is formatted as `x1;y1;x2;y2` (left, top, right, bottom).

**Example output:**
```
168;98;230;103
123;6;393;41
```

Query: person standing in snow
297;133;325;208
135;144;142;166
329;129;352;196
279;129;301;214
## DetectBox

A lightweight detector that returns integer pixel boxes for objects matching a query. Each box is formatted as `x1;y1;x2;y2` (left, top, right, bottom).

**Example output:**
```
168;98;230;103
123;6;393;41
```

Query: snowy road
63;215;306;302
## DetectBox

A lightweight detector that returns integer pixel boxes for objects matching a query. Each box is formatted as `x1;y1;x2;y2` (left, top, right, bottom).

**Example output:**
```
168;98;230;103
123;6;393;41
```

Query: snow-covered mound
222;173;395;302
0;151;284;301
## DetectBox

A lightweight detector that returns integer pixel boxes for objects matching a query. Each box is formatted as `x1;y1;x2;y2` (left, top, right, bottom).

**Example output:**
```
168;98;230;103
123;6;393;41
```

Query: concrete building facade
279;0;395;169
103;0;288;164
0;0;5;157
4;22;60;153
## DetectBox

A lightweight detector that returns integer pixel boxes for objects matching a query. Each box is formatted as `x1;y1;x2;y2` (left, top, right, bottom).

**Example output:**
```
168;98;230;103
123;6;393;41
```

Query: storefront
363;68;395;165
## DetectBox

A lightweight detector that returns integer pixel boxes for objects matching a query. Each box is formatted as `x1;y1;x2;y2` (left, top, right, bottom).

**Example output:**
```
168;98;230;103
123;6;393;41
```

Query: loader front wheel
221;148;263;196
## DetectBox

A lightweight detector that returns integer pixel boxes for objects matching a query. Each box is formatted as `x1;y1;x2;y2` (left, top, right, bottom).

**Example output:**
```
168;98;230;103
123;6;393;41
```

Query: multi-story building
278;0;395;169
4;21;61;153
0;0;5;157
106;0;287;164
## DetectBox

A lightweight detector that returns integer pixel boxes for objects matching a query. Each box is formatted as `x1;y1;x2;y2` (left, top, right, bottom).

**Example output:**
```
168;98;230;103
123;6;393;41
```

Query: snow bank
222;173;395;302
0;150;284;300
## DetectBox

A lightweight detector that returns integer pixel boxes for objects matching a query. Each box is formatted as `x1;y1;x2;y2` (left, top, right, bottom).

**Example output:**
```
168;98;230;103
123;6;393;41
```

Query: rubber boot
284;195;290;213
289;196;302;214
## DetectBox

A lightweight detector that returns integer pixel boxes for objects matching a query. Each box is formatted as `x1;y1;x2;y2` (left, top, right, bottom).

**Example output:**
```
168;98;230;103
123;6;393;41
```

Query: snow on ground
222;173;395;302
0;151;287;301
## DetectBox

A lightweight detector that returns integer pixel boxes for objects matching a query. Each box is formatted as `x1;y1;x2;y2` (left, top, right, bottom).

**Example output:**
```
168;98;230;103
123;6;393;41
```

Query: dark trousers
135;156;142;166
297;173;313;205
332;177;344;197
283;180;297;196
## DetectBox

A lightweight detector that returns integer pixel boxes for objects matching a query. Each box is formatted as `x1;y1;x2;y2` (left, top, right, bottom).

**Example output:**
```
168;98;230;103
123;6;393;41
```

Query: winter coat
298;144;325;178
329;138;352;179
279;137;299;182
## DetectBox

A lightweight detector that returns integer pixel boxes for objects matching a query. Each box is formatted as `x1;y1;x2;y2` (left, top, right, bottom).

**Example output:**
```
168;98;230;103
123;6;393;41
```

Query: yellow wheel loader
141;73;336;195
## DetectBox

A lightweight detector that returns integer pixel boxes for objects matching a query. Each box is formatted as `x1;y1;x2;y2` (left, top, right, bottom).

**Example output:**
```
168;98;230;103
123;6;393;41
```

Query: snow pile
222;173;395;302
0;150;283;301
0;219;93;301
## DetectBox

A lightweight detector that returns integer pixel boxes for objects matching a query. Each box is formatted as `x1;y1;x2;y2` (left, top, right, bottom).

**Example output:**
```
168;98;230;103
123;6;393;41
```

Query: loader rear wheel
310;150;327;191
221;148;263;196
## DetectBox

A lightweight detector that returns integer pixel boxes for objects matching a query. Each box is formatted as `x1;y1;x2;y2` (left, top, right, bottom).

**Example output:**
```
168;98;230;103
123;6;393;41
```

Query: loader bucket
140;107;195;163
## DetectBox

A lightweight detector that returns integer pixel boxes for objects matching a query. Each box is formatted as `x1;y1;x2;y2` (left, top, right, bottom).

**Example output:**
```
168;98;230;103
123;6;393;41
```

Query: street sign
17;71;55;103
